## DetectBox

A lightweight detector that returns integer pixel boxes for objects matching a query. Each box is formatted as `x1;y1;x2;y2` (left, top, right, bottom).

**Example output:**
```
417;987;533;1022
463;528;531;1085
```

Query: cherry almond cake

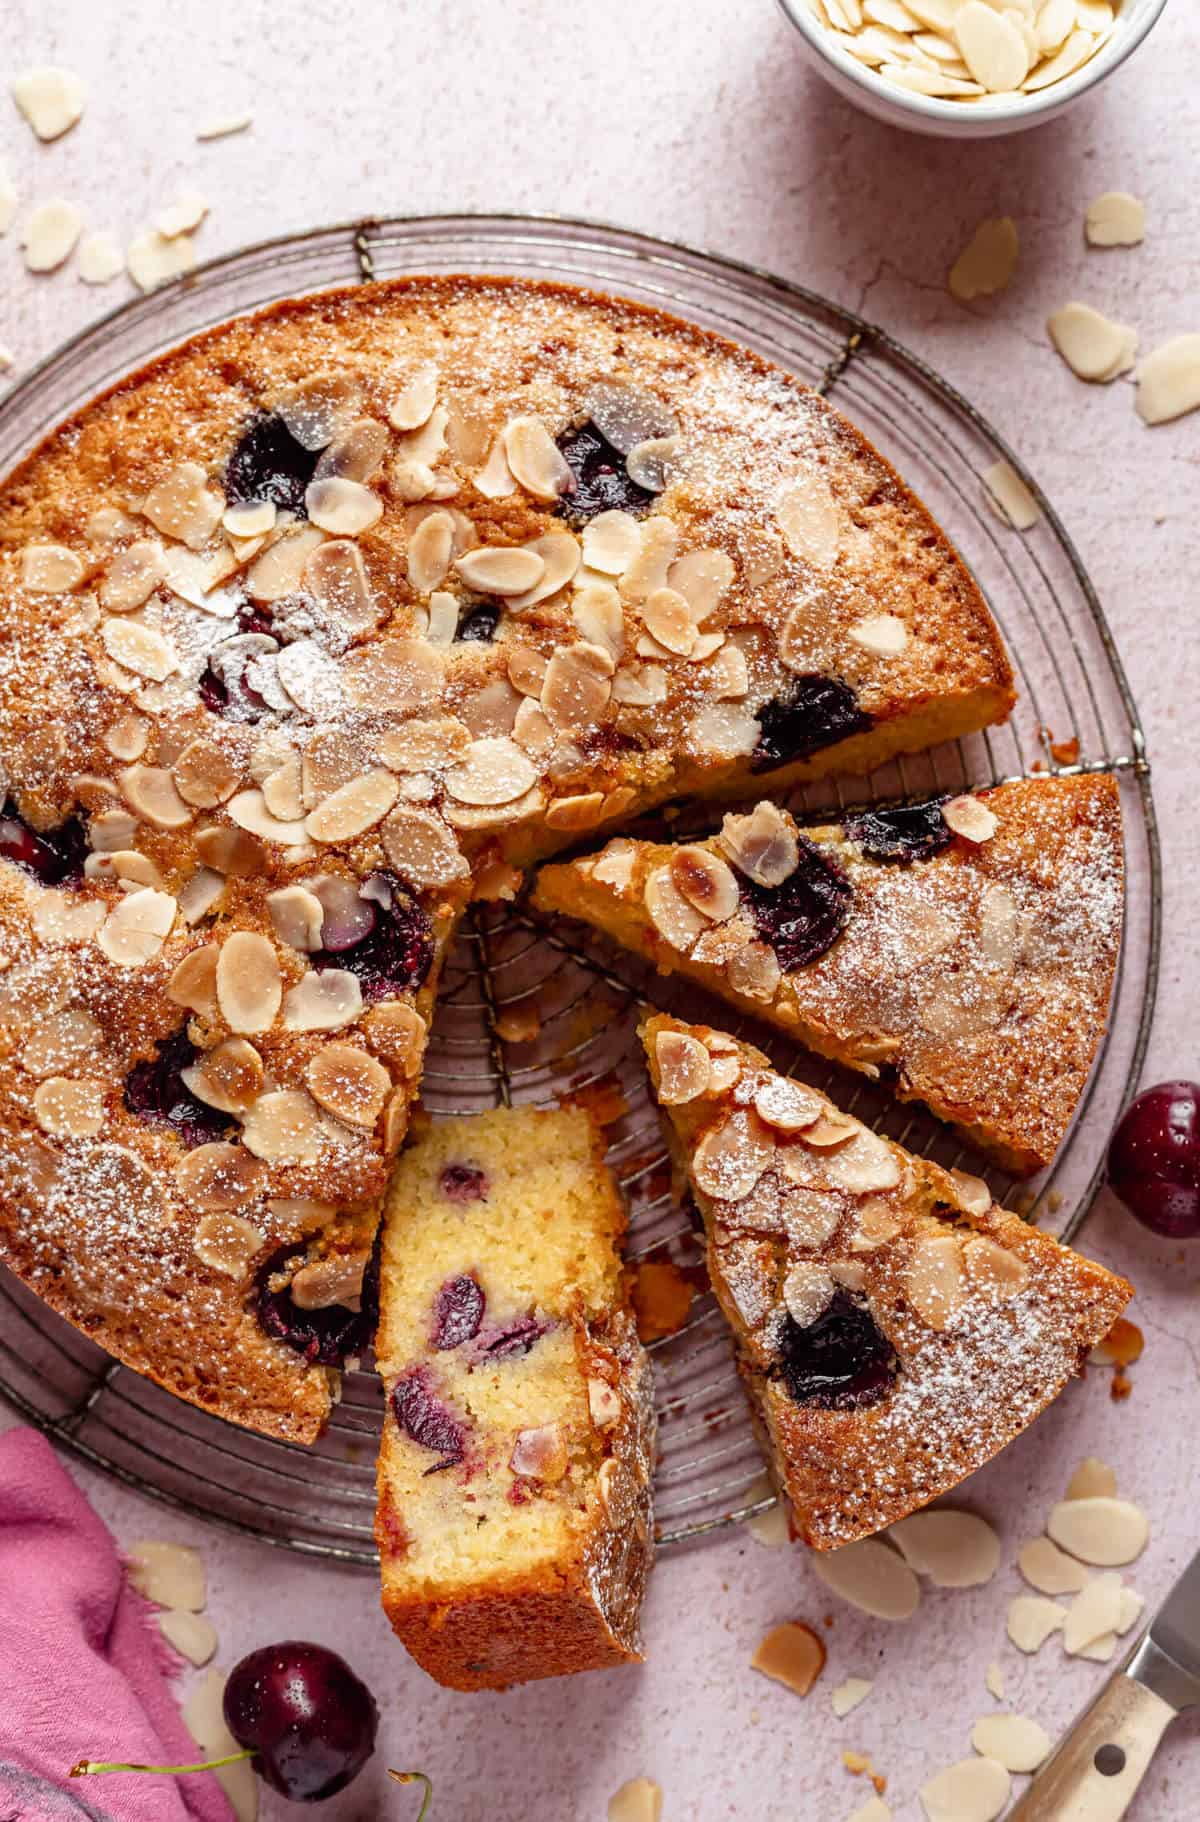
0;273;1019;1440
535;775;1124;1175
643;1014;1132;1548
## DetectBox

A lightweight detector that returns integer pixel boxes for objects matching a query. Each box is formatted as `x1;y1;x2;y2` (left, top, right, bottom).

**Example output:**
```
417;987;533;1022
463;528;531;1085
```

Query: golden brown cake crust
643;1014;1131;1549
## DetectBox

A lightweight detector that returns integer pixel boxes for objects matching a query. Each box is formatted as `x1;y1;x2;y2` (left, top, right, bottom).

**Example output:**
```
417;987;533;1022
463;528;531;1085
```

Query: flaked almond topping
750;1621;827;1697
783;1261;836;1327
172;736;241;809
383;1087;409;1155
342;636;446;716
266;885;325;951
167;944;219;1018
619;516;679;606
644;864;709;953
510;1421;569;1483
811;1536;921;1622
84;848;163;890
708;639;750;702
540;641;613;732
226;788;308;847
141;461;224;550
453;545;545;596
20;543;84;593
670;845;740;921
607;1777;663;1822
290;1253;368;1310
727;938;782;1003
193;1210;265;1277
693;1108;777;1201
571;582;624;662
262;753;304;822
381;716;471;775
980;882;1020;971
388;363;439;432
245;524;326;602
849;613;908;656
222;500;277;539
162;545;240;613
903;1233;966;1331
304;539;381;635
304;475;382;536
963;1236;1030;1301
949;1167;992;1216
31;893;106;946
20;1007;102;1077
422;590;459;646
363;1000;426;1075
943;794;999;843
33;1075;105;1139
178;867;225;925
626;435;679;492
216;931;281;1035
685;700;759;760
305;769;398;843
314;418;389;485
754;1075;823;1134
590;839;635;893
394;402;448;468
176;1140;268;1211
96;886;176;966
181;1037;264;1113
775;475;841;570
100;539;165;612
587;1377;621;1428
404;508;454;595
195;824;267;877
101;619;178;683
641;585;697;656
654;1028;713;1104
380;806;469;890
283;968;363;1033
849;1196;904;1253
240;1088;324;1165
305;1042;390;1128
510;699;553;761
824;1128;901;1195
473;433;517;499
969;1714;1051;1777
103;713;150;762
503;415;573;502
443;736;537;808
443;781;544;832
508;529;582;610
543;791;606;835
581;510;641;577
90;807;139;852
276;372;360;451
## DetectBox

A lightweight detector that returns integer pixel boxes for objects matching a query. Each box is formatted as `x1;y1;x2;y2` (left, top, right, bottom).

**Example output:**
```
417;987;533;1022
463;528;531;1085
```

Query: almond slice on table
21;200;84;273
12;66;86;139
1085;190;1146;249
888;1510;1001;1587
1018;1535;1089;1595
1048;302;1138;382
1135;335;1200;426
985;1661;1005;1701
1046;1497;1149;1566
78;231;125;285
158;1609;218;1667
811;1537;920;1621
832;1677;874;1719
970;1715;1051;1775
948;218;1018;303
919;1756;1010;1822
607;1779;662;1822
1066;1456;1117;1500
127;1539;206;1611
1007;1594;1067;1653
982;460;1040;531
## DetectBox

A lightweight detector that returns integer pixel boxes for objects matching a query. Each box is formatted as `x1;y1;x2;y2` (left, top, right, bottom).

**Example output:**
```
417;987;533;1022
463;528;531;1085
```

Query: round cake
0;276;1014;1440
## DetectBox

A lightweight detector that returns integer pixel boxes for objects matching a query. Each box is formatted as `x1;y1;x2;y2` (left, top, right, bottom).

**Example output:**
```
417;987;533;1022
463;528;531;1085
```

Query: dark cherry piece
472;1313;549;1360
391;1369;466;1468
439;1162;488;1204
431;1274;486;1349
775;1290;896;1410
222;1640;379;1802
0;802;88;886
311;871;433;1003
455;600;502;643
743;836;852;971
1108;1081;1200;1238
256;1243;381;1366
753;674;873;771
224;413;320;516
841;795;953;865
123;1027;234;1149
554;419;655;524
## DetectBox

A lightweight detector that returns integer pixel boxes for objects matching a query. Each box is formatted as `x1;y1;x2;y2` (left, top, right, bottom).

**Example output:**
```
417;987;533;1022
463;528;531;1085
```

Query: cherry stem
70;1749;254;1780
388;1768;433;1818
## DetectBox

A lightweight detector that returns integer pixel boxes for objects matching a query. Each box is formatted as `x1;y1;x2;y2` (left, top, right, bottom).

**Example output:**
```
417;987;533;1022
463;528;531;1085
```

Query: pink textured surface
2;1;1197;1816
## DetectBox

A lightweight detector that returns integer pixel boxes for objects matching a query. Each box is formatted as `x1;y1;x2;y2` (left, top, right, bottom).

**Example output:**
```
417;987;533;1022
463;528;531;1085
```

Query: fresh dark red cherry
256;1243;380;1365
123;1027;234;1148
431;1274;485;1349
842;795;954;865
753;674;873;769
439;1162;487;1204
221;1641;379;1802
311;871;433;1003
391;1369;466;1467
776;1290;896;1409
554;419;655;523
1108;1081;1200;1237
224;413;320;516
742;836;852;970
0;802;88;885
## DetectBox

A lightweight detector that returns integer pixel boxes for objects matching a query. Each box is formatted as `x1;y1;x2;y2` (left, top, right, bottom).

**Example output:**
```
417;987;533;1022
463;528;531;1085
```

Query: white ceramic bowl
775;0;1170;138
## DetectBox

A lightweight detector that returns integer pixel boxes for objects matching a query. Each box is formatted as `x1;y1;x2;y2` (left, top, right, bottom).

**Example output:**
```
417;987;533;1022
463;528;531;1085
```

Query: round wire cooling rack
0;213;1161;1566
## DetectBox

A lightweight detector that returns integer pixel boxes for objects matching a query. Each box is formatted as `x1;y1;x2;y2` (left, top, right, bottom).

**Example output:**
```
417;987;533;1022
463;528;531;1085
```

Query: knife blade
1009;1547;1200;1822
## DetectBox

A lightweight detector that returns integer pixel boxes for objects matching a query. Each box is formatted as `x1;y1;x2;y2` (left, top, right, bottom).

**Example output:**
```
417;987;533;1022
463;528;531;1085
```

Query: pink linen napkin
0;1427;233;1822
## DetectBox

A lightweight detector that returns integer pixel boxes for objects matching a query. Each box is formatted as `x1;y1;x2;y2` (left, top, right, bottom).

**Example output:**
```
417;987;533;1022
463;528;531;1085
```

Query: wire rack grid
0;213;1160;1566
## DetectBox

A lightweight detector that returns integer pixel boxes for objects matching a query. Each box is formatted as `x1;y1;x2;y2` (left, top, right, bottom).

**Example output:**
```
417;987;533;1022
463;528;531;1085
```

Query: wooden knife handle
1008;1672;1177;1822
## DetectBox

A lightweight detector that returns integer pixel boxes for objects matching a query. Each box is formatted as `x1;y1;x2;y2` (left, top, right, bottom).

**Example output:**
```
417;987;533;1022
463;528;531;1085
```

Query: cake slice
642;1014;1131;1550
535;775;1123;1176
374;1105;655;1690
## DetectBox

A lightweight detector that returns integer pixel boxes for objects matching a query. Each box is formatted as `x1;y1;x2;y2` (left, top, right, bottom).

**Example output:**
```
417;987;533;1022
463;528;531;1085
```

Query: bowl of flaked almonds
776;0;1168;138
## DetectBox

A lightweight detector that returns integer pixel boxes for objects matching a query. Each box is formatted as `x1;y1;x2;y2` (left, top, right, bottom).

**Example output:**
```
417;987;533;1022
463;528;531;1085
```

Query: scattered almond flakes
1085;191;1146;248
1007;1594;1067;1653
607;1777;662;1822
631;1259;694;1342
155;189;209;239
919;1755;1010;1822
128;227;197;292
832;1677;874;1720
1063;1570;1123;1654
813;1537;920;1622
889;1510;1000;1588
1046;1496;1148;1567
196;111;253;140
1136;334;1200;425
984;1661;1005;1702
1018;1535;1089;1596
982;459;1040;532
744;1475;791;1546
0;161;17;234
1067;1456;1117;1500
1048;301;1138;383
751;1620;827;1696
969;1714;1050;1775
78;231;124;285
948;218;1018;304
11;66;86;140
159;1608;218;1667
20;199;84;273
181;1667;259;1822
127;1538;205;1611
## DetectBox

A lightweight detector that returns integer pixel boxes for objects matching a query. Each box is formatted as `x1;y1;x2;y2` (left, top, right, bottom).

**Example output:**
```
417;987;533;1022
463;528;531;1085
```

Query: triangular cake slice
642;1013;1131;1549
536;775;1123;1175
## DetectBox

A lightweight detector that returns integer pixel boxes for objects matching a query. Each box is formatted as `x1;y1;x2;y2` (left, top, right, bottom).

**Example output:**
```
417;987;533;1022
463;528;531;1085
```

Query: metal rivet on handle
1094;1744;1126;1778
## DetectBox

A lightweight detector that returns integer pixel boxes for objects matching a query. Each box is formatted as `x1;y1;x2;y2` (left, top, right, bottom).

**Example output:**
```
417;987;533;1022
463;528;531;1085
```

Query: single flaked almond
195;825;268;877
266;886;325;952
508;529;581;611
305;1043;390;1128
381;804;470;887
21;1007;102;1078
717;801;799;887
1046;1497;1149;1567
1085;190;1145;248
304;539;381;634
100;539;165;612
904;1232;965;1330
172;737;241;809
889;1510;1000;1588
305;475;382;536
850;1197;904;1253
363;1002;426;1076
619;515;679;605
276;372;359;451
90;807;139;851
581;509;641;576
849;612;907;656
101;619;178;682
103;713;150;761
669;546;735;622
963;1235;1030;1300
314;418;389;485
240;1088;324;1164
919;1756;1010;1822
1018;1535;1089;1596
1048;301;1139;383
388;363;439;432
305;769;398;842
167;945;219;1018
453;545;544;596
193;1209;265;1277
727;938;783;1003
982;460;1041;532
782;1262;835;1327
216;931;281;1035
290;1253;368;1310
949;1168;992;1216
141;461;224;550
503;415;573;502
751;1621;826;1697
21;543;84;592
775;476;840;570
544;792;607;833
96;887;176;966
970;1714;1050;1776
644;864;708;953
473;434;516;499
245;524;326;601
119;764;193;830
1135;334;1200;427
625;435;679;492
607;1777;662;1822
182;1038;264;1114
394;402;448;468
540;641;613;731
1063;1572;1123;1655
12;66;86;140
159;1609;218;1668
943;794;998;843
654;1029;712;1104
33;1075;105;1138
669;845;740;921
443;737;537;808
379;715;471;774
21;200;83;273
176;1141;267;1212
692;1108;777;1202
642;586;697;656
383;1088;410;1155
282;969;363;1033
1066;1456;1117;1501
1007;1594;1068;1653
31;891;106;947
85;846;164;891
510;1421;569;1483
571;582;624;662
262;754;304;822
831;1677;874;1720
222;501;276;539
826;1128;901;1195
949;216;1019;302
127;1539;205;1612
812;1537;920;1622
754;1075;823;1134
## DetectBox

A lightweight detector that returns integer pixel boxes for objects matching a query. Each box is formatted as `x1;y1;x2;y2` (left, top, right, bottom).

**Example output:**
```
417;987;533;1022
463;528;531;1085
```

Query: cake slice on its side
642;1014;1132;1551
535;775;1123;1176
374;1106;655;1691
